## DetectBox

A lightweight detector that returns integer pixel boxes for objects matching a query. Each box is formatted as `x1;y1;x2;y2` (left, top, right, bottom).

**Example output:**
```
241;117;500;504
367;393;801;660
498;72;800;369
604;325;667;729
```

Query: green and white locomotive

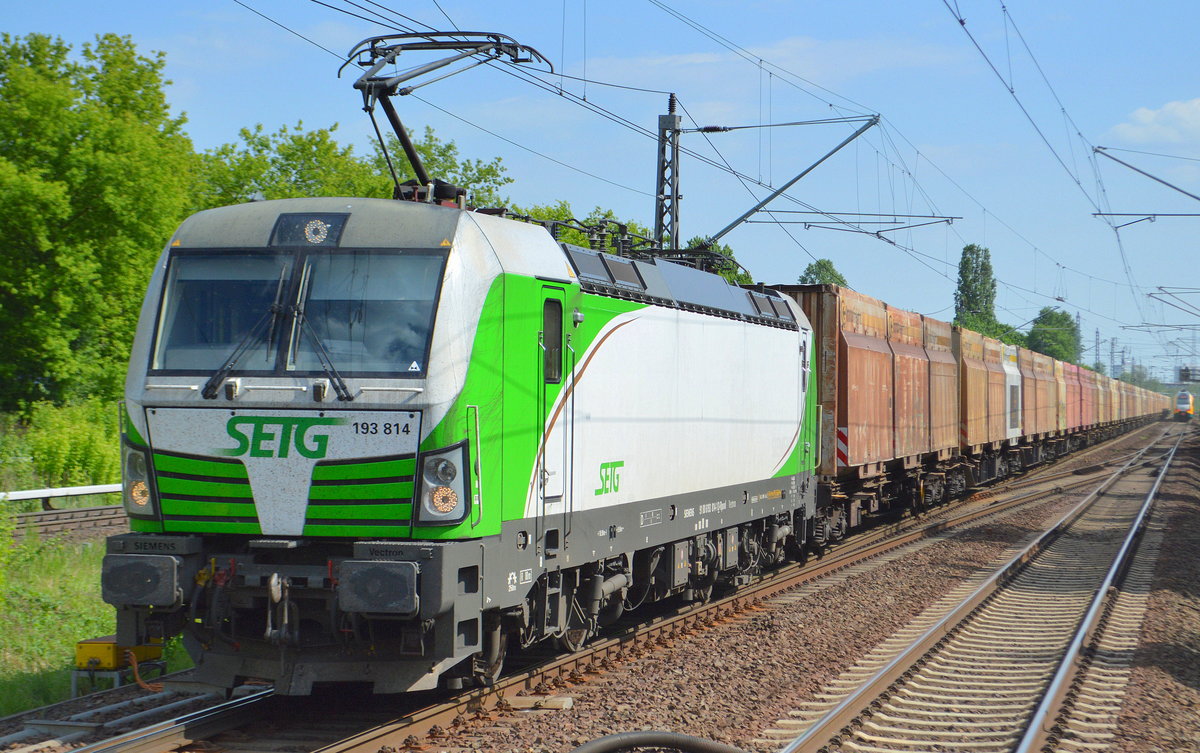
101;196;820;693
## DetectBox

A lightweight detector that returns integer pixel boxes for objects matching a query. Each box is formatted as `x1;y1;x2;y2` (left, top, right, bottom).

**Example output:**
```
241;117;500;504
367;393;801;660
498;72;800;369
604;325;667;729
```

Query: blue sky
7;1;1200;379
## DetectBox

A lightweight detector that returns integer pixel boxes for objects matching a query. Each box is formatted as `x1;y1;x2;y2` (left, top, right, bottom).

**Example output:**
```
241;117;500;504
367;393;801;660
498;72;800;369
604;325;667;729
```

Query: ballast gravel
1114;433;1200;752
455;493;1100;752
441;425;1199;753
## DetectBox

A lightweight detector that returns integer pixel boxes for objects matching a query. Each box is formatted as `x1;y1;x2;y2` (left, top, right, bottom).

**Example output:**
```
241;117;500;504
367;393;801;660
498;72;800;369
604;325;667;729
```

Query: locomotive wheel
555;596;593;652
472;628;507;687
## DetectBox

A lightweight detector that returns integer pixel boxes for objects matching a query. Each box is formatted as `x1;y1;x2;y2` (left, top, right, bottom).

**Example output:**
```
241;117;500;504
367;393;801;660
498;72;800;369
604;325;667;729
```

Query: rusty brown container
1018;347;1038;435
887;306;931;460
1053;360;1067;431
1064;363;1082;430
954;327;988;448
1110;378;1122;421
923;316;958;456
1080;368;1097;427
1101;376;1112;423
1097;372;1111;423
781;285;894;478
982;337;1007;443
1032;353;1055;434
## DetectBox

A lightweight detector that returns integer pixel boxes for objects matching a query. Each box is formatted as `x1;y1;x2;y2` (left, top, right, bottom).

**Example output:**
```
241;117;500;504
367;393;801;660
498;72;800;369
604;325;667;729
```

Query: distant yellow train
1175;390;1194;421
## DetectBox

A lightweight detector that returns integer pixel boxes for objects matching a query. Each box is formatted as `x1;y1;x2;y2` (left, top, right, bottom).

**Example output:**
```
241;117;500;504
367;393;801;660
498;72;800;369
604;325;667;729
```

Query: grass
0;530;192;717
0;401;188;716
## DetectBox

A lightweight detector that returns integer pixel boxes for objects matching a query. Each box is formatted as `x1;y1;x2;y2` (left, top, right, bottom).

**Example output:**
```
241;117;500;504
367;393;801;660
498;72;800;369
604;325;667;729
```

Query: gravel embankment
1115;430;1200;752
470;496;1089;753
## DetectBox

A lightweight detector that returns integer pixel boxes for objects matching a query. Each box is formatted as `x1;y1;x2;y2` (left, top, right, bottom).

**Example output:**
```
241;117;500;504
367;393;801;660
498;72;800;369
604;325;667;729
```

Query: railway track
769;425;1187;753
12;504;126;539
3;423;1170;753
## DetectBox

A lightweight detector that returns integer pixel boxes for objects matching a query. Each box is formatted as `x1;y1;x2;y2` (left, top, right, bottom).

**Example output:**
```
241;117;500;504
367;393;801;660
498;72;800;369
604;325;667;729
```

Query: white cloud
1111;98;1200;144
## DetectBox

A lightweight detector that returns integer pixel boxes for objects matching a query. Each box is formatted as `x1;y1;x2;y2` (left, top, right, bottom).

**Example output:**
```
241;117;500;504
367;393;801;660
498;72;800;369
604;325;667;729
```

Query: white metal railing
1;483;121;510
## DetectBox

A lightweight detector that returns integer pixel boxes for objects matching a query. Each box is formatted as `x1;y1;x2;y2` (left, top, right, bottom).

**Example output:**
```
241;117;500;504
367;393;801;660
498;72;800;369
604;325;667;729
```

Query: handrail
1;483;121;509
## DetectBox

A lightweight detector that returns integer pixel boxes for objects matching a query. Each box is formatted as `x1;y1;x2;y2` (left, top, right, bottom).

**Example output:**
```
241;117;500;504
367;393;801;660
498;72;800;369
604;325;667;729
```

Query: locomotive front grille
303;453;417;536
153;451;261;534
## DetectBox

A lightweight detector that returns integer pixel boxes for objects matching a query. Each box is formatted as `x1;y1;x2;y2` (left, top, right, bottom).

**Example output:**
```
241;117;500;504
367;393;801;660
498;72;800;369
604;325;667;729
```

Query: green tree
1119;363;1165;393
0;34;196;409
797;258;849;287
685;236;751;284
1025;307;1081;362
196;122;385;209
953;243;997;326
197;123;513;210
1091;361;1107;376
514;200;652;251
374;127;513;207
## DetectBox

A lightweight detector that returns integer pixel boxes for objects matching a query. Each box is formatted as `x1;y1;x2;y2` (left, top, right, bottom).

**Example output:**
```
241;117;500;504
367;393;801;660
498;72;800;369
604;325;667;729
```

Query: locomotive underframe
105;471;816;694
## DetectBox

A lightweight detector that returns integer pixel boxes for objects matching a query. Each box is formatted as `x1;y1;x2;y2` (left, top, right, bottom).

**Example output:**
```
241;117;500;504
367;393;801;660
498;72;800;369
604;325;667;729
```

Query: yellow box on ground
74;636;162;671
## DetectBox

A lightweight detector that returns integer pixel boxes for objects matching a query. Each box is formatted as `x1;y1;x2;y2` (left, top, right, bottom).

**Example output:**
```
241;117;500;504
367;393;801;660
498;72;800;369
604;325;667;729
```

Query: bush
24;399;120;487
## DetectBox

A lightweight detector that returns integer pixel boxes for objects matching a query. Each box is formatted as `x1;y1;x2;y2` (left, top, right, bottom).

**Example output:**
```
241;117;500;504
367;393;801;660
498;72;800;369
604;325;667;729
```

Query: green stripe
160;499;260;518
303;504;411;520
302;523;409;536
312;458;415;481
157;477;254;498
308;482;413;501
153;453;248;479
163;520;262;534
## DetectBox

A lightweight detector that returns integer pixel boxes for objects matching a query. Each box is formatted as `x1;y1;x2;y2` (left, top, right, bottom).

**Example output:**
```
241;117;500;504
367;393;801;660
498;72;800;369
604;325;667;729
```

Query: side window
543;299;563;384
800;333;810;393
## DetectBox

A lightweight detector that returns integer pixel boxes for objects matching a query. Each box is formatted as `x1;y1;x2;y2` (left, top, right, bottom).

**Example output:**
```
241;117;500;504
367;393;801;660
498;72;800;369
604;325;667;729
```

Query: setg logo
595;461;624;496
218;416;347;459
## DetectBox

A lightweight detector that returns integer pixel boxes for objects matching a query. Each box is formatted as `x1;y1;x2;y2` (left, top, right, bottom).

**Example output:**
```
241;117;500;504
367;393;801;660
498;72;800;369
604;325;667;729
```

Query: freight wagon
775;284;1167;535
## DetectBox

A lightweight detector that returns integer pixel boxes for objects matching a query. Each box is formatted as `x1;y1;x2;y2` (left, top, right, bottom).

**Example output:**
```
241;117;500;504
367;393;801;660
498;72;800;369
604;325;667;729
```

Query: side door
538;288;571;554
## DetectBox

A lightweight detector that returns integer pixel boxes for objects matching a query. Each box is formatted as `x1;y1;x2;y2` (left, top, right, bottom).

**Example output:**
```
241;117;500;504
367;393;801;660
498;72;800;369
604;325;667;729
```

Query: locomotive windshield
151;249;445;377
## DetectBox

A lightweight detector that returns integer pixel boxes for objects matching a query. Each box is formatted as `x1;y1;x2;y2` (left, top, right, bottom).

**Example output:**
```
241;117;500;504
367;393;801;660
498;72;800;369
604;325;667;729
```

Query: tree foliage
685;236;751;285
1025;307;1081;363
513;200;652;251
197;123;512;210
797;258;849;287
1119;363;1165;393
0;33;196;409
950;243;1026;345
953;243;997;325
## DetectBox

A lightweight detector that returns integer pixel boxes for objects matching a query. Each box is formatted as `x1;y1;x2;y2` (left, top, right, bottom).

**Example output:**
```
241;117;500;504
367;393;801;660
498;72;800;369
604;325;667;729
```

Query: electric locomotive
100;197;819;694
1175;390;1194;421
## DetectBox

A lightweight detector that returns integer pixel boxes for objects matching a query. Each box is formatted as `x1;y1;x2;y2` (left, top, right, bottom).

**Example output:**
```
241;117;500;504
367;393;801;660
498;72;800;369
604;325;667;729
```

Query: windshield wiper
200;303;283;399
290;306;354;401
201;268;288;400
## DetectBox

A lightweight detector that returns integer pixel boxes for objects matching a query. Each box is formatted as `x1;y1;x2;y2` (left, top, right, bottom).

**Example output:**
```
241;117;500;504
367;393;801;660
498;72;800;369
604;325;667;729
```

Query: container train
1175;390;1194;420
101;196;1168;695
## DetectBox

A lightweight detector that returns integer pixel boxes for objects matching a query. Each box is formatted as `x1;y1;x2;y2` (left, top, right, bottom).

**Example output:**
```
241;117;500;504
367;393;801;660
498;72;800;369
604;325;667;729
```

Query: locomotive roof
166;197;801;329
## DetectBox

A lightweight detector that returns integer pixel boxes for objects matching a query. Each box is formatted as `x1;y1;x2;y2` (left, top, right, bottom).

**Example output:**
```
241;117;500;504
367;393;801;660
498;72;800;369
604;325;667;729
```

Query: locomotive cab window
152;253;293;371
542;299;563;384
288;251;444;375
150;248;446;377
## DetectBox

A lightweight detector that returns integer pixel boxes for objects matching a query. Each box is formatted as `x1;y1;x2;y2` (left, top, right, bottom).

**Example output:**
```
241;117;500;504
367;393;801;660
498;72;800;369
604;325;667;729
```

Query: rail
1;483;121;510
777;426;1178;753
1013;429;1185;752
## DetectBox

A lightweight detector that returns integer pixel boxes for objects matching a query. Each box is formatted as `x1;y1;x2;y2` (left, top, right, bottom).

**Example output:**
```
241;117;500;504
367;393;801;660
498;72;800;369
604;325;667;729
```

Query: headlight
122;440;159;520
416;442;469;525
425;457;457;485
